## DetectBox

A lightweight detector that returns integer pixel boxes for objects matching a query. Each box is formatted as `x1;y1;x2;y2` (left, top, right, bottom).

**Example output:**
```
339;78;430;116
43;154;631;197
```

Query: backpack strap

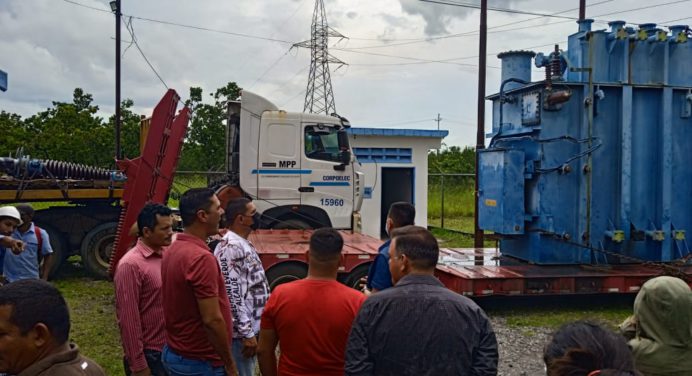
34;225;43;263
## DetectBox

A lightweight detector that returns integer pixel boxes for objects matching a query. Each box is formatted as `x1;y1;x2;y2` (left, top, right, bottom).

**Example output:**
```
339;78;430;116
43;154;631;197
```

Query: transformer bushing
0;156;126;181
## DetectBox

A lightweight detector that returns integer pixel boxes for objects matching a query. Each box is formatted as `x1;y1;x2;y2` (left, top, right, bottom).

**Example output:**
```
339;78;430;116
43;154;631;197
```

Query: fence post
440;174;445;229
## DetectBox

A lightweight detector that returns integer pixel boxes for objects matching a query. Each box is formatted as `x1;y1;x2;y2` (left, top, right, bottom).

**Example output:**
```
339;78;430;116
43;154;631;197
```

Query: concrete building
349;128;448;239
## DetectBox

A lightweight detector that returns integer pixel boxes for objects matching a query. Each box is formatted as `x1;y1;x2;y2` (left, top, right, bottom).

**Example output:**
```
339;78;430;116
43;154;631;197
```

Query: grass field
54;261;123;375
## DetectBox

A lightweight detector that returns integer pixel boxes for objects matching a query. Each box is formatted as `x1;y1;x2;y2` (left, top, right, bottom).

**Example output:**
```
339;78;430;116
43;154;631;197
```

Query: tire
40;225;68;280
265;262;308;290
80;222;118;279
272;219;312;230
344;263;372;290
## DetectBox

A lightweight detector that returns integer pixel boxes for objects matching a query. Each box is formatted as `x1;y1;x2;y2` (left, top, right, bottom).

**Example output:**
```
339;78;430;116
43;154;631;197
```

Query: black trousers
124;349;168;376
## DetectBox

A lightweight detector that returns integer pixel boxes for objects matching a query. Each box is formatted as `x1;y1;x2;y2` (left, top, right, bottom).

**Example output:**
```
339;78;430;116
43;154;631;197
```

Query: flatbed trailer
435;248;692;297
245;236;692;296
248;229;379;289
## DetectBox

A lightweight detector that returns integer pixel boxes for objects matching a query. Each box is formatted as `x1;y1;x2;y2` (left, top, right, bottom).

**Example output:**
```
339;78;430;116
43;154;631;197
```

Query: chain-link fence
169;171;227;207
428;173;475;232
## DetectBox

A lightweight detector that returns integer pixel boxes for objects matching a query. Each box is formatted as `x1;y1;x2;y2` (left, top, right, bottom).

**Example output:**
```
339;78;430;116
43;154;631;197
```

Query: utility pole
435;113;442;156
474;0;487;250
111;0;122;160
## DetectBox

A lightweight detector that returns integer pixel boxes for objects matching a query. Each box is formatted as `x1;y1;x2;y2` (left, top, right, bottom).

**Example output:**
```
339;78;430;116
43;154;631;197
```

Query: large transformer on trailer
479;20;692;264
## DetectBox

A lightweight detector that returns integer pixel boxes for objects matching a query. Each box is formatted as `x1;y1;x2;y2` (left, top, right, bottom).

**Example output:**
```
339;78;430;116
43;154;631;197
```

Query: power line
62;0;110;13
419;0;585;20
343;2;575;50
123;17;169;89
247;49;292;90
332;47;480;67
344;0;687;50
266;65;310;97
61;0;295;45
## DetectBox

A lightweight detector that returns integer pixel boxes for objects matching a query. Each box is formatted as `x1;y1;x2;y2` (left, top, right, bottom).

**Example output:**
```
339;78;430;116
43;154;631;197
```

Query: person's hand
132;368;152;376
9;239;25;255
225;363;239;376
241;336;258;358
358;276;368;291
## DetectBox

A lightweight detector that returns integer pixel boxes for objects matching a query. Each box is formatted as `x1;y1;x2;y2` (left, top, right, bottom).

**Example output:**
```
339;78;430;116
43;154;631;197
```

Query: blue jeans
162;345;226;376
231;338;257;376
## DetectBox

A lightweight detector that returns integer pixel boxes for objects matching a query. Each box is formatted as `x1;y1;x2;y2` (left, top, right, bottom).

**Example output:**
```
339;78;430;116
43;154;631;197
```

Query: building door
380;167;414;238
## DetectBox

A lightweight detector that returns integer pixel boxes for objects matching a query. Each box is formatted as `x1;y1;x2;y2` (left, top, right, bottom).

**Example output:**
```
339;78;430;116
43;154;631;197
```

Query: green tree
106;98;144;161
0;111;28;157
178;82;242;171
22;88;109;166
1;89;142;169
428;145;475;173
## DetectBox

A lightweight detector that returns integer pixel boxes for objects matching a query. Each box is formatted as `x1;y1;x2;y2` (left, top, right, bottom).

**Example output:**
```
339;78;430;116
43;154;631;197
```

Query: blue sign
363;187;372;199
0;69;7;92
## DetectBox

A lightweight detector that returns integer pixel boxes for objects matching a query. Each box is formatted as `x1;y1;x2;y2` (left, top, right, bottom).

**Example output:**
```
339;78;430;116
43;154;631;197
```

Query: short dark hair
137;203;173;237
390;225;438;269
544;321;640;376
15;203;34;218
225;197;252;224
388;202;415;227
179;188;215;227
0;279;70;344
309;228;344;262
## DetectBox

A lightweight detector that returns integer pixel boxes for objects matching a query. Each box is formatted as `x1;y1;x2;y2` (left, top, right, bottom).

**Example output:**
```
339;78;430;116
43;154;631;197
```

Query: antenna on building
293;0;346;115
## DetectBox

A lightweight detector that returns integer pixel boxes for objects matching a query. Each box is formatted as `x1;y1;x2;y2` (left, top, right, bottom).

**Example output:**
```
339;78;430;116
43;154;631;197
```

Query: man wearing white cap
0;206;26;283
3;204;53;282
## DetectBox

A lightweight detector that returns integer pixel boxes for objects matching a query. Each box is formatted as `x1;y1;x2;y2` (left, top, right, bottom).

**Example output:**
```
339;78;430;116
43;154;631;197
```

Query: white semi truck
215;91;364;231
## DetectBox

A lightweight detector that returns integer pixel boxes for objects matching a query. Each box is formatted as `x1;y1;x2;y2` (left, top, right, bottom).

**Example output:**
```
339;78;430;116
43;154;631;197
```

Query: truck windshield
304;125;348;163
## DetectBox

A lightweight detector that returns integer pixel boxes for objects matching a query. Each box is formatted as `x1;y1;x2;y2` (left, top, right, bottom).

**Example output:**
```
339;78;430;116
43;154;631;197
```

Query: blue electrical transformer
479;20;692;264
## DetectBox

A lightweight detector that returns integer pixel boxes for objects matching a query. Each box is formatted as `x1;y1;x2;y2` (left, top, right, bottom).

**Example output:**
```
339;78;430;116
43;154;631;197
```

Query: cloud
397;0;517;36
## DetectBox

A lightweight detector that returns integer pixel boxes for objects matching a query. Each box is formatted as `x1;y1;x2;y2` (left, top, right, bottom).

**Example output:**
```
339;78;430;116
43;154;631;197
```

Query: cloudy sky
1;0;689;147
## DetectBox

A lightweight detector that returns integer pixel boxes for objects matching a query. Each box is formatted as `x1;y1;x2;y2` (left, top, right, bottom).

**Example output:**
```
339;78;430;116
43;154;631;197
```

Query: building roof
348;127;448;138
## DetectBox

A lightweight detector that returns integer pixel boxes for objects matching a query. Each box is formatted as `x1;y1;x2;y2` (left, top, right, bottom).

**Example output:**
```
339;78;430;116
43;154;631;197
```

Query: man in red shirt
115;203;174;376
257;228;366;376
161;188;238;376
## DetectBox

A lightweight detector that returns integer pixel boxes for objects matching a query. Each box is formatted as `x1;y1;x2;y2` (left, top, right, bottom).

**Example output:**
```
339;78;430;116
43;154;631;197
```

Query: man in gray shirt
345;226;498;376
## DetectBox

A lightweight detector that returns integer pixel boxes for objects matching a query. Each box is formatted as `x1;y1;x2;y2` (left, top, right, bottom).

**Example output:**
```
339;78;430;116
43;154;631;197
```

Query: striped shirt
114;239;166;373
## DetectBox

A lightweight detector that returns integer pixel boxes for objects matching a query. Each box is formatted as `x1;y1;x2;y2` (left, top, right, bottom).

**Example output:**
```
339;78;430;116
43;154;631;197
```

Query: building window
353;147;412;163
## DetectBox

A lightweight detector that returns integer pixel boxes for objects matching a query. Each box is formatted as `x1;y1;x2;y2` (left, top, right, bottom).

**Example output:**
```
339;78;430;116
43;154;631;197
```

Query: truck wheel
273;219;311;230
344;263;372;290
41;225;68;279
80;222;118;279
265;262;307;290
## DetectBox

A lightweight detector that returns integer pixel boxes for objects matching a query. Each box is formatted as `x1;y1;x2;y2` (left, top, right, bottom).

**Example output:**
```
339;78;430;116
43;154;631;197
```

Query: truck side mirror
340;150;351;165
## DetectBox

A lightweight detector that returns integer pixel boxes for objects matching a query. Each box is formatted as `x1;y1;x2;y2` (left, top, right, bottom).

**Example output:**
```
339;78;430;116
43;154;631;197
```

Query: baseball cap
0;206;23;225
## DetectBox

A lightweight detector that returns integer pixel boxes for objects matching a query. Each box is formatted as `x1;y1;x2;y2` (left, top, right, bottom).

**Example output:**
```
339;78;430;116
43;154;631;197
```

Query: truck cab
224;91;363;230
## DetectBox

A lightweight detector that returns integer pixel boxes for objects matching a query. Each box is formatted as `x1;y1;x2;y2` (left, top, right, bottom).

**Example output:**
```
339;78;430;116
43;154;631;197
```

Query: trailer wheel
80;222;118;279
40;225;68;280
265;262;307;290
344;263;372;290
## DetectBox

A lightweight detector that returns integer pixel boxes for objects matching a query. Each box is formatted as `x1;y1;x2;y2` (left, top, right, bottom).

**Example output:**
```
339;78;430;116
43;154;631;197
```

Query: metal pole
115;0;122;160
440;174;445;229
474;0;487;249
579;0;586;21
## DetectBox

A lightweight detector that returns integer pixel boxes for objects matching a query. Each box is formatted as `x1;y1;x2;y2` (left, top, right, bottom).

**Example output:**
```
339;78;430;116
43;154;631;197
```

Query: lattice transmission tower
293;0;346;115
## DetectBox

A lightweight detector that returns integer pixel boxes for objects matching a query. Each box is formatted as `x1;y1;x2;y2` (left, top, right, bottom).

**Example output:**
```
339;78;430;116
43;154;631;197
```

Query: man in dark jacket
0;279;105;376
345;226;498;376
